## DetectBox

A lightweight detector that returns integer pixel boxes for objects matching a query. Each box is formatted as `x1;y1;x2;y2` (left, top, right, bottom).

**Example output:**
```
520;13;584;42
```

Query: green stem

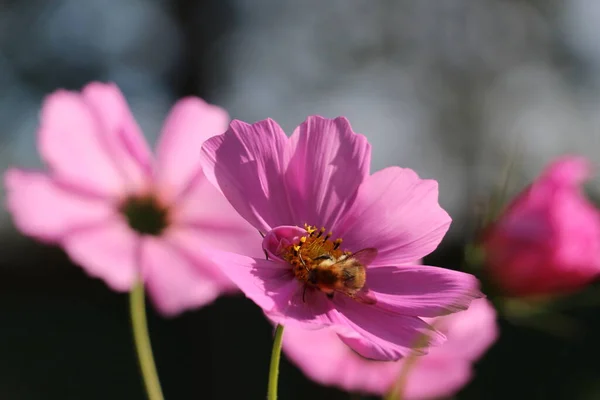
267;324;285;400
383;352;418;400
384;331;431;400
130;281;165;400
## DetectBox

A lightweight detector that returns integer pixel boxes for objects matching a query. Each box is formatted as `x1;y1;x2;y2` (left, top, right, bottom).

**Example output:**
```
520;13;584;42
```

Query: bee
303;248;378;304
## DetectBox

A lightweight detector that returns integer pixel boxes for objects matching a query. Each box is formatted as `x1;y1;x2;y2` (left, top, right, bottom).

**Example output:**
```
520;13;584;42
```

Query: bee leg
326;293;334;300
259;231;268;260
302;286;307;303
298;252;309;272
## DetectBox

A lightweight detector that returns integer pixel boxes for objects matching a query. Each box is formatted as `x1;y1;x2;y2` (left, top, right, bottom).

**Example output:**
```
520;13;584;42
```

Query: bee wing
349;248;378;266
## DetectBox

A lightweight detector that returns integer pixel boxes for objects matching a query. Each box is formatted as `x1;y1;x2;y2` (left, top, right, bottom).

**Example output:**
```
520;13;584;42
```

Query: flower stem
267;324;285;400
384;351;418;400
130;281;165;400
384;331;431;400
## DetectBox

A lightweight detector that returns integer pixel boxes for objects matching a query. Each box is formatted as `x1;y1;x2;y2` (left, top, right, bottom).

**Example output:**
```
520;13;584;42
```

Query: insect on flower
200;115;483;361
283;224;377;304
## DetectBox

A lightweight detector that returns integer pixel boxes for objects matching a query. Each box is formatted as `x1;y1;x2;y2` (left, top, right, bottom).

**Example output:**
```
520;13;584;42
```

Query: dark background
1;1;600;399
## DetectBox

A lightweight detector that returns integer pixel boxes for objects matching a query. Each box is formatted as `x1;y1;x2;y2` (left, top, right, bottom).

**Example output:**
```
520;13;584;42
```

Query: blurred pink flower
282;298;498;399
200;116;482;361
4;82;261;316
483;156;600;297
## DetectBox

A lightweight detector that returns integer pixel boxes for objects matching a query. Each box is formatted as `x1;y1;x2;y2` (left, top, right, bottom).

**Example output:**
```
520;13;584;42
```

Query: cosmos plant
10;82;576;400
4;82;261;400
200;115;483;398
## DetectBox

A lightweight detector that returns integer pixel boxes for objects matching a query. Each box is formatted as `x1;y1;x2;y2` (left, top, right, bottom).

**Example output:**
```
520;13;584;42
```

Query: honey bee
304;248;378;304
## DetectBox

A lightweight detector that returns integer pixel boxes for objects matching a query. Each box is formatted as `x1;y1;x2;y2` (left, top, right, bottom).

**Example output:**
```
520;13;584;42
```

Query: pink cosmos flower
199;116;483;361
281;298;498;399
483;156;600;297
4;82;260;316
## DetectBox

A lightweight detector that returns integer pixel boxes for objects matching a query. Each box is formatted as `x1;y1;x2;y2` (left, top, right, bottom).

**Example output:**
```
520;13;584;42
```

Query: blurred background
1;0;600;399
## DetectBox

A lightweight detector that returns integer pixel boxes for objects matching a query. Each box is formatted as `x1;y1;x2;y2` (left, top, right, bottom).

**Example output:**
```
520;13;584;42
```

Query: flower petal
169;171;263;259
38;89;127;196
401;357;472;400
282;300;497;398
282;326;400;396
62;218;139;291
202;249;291;312
262;225;307;262
429;298;498;361
337;167;451;266
366;265;483;318
330;295;445;361
155;97;229;202
267;285;336;329
4;169;115;242
80;82;153;191
140;236;224;316
203;249;333;328
200;119;294;233
285;116;371;229
165;227;251;291
540;155;591;186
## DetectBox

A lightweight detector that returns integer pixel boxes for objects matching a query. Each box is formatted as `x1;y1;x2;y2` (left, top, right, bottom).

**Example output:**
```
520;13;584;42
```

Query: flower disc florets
120;195;170;236
282;224;345;284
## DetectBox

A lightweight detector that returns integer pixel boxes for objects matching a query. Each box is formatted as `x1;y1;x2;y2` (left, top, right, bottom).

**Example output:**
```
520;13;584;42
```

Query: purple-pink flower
483;156;600;296
4;82;260;315
200;116;483;361
282;298;498;399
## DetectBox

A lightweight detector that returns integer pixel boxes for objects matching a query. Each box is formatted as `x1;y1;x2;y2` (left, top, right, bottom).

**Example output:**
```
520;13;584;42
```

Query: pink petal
267;284;336;329
337;167;451;266
262;225;307;261
62;218;139;291
396;298;498;399
366;265;483;317
4;169;115;242
169;171;263;259
330;295;445;361
285;116;371;230
202;249;292;312
140;236;224;316
154;97;229;202
203;249;333;328
428;298;498;361
165;227;251;291
37;89;127;196
282;326;401;395
540;155;591;186
200;119;295;233
80;82;153;191
400;357;472;400
282;299;498;398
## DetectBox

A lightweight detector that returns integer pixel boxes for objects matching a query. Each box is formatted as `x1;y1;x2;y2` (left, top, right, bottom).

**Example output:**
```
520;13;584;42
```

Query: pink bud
483;156;600;296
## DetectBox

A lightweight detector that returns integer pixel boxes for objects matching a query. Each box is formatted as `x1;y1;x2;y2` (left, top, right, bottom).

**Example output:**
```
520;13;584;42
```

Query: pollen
282;224;350;283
